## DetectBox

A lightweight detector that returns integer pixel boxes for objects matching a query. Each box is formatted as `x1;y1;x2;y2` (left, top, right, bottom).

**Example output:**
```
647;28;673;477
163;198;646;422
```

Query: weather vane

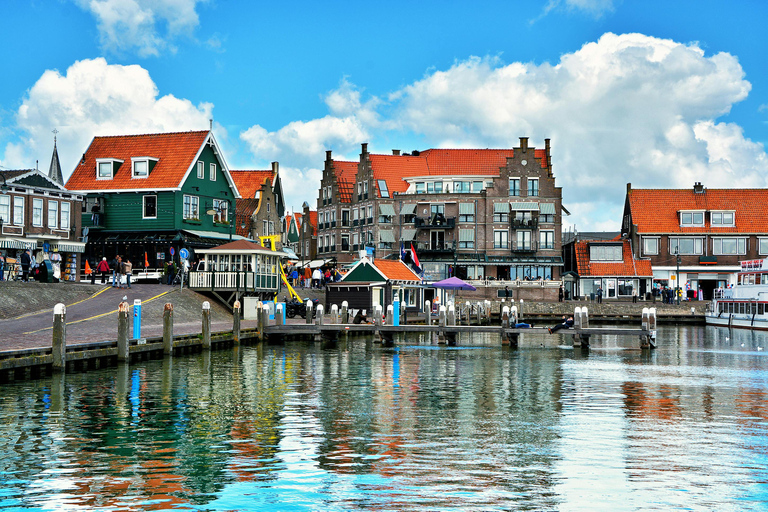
52;128;58;144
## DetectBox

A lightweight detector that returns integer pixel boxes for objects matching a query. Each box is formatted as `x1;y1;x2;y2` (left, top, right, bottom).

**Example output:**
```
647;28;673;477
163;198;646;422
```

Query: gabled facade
316;138;565;283
1;163;84;281
299;201;318;262
283;211;301;255
65;130;242;268
325;257;423;312
230;162;284;243
622;182;768;300
571;238;653;300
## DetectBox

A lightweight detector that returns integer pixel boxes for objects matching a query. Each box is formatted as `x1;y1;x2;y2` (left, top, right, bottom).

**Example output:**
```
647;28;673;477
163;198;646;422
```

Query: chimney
271;161;279;174
361;143;368;155
392;149;401;156
693;182;704;194
627;183;632;194
519;137;529;153
326;150;332;162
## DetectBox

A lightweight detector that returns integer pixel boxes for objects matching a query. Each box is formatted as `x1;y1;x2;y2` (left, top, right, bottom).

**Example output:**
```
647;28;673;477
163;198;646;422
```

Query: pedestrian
312;268;322;289
504;286;510;299
167;261;176;285
632;288;638;303
20;249;32;282
96;257;110;284
324;268;331;286
558;285;564;302
290;268;299;287
118;258;127;288
548;315;574;334
123;258;133;289
596;286;603;304
111;256;121;287
0;252;4;281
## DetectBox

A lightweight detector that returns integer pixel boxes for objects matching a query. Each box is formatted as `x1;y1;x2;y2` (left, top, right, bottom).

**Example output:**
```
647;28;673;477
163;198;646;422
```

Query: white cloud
3;58;214;178
76;0;204;57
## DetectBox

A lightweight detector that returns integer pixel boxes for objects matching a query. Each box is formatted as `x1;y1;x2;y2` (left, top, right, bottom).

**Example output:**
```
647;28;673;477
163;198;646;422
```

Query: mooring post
330;304;339;324
438;305;447;344
233;300;241;346
52;303;66;372
465;301;471;325
163;303;174;355
373;305;383;343
256;301;264;340
574;307;582;329
485;300;491;325
425;300;432;325
117;301;129;362
582;307;590;328
476;301;482;325
315;304;325;325
341;301;349;323
447;304;456;326
306;300;314;324
400;301;407;325
275;303;285;326
202;301;211;349
518;299;524;321
501;306;510;328
386;304;394;325
510;305;518;325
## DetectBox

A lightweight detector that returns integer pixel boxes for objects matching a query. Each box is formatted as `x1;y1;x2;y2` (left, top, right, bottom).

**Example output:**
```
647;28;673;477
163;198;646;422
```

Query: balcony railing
415;216;456;229
511;218;538;229
414;241;456;254
511;240;537;253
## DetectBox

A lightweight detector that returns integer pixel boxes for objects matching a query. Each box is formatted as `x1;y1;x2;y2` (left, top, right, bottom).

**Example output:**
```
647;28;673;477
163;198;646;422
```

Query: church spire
48;129;63;185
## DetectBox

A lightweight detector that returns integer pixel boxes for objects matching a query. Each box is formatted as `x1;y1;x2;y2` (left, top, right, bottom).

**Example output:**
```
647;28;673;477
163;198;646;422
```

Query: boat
706;258;768;330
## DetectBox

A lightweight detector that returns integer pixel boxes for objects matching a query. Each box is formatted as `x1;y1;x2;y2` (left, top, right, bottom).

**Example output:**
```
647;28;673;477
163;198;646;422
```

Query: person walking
111;256;121;287
558;286;564;302
96;257;110;284
504;286;510;300
596;286;603;304
312;268;322;289
632;288;638;303
0;252;5;281
20;249;32;282
123;258;133;289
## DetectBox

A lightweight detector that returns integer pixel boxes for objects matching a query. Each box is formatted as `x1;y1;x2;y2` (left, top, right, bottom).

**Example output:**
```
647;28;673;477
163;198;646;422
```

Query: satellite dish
83;226;90;237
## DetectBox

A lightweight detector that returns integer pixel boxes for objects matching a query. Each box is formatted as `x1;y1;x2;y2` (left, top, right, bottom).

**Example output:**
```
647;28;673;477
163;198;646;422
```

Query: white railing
467;279;562;288
190;271;256;290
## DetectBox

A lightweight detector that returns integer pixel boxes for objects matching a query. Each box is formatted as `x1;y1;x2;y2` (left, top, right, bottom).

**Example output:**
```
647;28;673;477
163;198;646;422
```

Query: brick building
316;138;566;282
622;182;768;299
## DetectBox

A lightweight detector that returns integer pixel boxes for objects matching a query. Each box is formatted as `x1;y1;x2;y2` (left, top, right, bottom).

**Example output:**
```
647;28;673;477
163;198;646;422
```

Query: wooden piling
275;303;285;326
117;301;129;362
341;301;349;324
163;303;174;355
425;300;432;326
52;303;66;372
202;301;211;349
306;300;314;324
232;300;241;346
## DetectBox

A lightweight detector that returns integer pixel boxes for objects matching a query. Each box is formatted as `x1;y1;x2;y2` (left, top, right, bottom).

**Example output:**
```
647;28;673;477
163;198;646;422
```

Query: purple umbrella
431;276;477;291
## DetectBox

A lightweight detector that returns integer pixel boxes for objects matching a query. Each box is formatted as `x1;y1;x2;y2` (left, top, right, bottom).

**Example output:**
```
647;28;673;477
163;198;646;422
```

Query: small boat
706;258;768;330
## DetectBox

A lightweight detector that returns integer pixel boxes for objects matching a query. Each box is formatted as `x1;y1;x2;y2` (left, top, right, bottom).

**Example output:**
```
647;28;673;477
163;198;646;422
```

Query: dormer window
711;211;735;226
96;158;123;180
131;157;158;178
680;211;704;226
589;244;623;262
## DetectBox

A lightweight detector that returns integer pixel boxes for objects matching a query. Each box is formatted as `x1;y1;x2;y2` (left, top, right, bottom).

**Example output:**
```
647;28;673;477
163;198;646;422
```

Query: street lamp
206;201;233;241
675;249;681;305
0;173;8;194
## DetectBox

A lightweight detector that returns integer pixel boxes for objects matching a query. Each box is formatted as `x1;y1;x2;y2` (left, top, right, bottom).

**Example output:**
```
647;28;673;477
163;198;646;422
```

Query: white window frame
183;195;199;220
96;158;122;180
713;237;747;256
760;238;768;255
32;198;43;227
540;230;555;250
131;157;157;178
143;195;157;220
642;237;659;255
669;237;704;255
213;198;228;223
711;211;735;226
48;200;58;229
493;230;508;249
680;211;705;227
60;202;70;230
209;163;217;181
13;197;24;226
0;196;9;224
197;161;204;179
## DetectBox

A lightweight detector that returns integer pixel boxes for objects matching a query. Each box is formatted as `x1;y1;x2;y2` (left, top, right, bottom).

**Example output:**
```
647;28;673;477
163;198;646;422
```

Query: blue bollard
393;299;400;326
133;299;142;339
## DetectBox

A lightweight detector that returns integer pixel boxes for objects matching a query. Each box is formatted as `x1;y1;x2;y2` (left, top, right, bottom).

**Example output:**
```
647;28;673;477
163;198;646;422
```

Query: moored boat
706;258;768;330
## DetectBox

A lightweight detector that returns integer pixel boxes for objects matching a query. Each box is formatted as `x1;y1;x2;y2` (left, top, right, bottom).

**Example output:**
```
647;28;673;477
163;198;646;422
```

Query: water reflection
1;326;768;510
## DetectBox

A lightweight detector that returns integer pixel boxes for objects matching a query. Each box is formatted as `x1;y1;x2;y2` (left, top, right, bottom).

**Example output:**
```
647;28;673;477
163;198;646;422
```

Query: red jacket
96;260;110;272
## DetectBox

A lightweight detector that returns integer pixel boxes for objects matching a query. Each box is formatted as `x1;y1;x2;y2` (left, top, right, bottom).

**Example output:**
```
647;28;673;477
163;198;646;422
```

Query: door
431;231;445;250
606;279;617;298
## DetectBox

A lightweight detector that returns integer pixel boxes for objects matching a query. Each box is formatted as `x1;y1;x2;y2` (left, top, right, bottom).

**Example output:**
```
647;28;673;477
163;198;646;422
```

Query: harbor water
1;325;767;511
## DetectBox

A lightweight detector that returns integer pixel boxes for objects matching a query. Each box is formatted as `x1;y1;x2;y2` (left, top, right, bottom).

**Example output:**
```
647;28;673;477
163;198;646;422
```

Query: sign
179;248;189;260
169;247;175;256
157;252;165;260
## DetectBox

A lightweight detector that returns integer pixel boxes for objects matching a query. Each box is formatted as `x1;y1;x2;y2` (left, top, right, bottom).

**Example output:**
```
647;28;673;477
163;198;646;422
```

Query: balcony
511;240;537;253
415;240;456;255
415;215;456;229
511;218;538;230
353;219;359;227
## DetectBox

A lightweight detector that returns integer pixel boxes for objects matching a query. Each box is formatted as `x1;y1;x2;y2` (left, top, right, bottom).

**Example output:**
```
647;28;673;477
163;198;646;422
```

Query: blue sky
1;0;767;231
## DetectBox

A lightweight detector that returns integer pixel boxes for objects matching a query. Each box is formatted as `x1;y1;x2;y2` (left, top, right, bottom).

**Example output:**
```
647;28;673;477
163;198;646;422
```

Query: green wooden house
65;130;243;268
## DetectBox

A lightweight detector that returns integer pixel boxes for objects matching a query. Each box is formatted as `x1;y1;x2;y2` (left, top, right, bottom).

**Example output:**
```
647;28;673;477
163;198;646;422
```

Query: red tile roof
235;198;258;238
307;210;318;236
373;259;421;282
331;160;358;202
628;188;768;234
575;240;653;277
65;131;211;192
369;154;429;194
230;170;275;199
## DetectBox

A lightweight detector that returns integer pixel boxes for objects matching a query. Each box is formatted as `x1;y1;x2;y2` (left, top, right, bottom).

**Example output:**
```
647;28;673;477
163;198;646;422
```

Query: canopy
431;276;476;291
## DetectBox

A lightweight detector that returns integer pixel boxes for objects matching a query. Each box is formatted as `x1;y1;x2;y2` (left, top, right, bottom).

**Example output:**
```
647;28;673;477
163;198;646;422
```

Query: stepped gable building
230;163;284;243
621;182;768;299
299;202;318;262
66;130;243;267
317;138;565;282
